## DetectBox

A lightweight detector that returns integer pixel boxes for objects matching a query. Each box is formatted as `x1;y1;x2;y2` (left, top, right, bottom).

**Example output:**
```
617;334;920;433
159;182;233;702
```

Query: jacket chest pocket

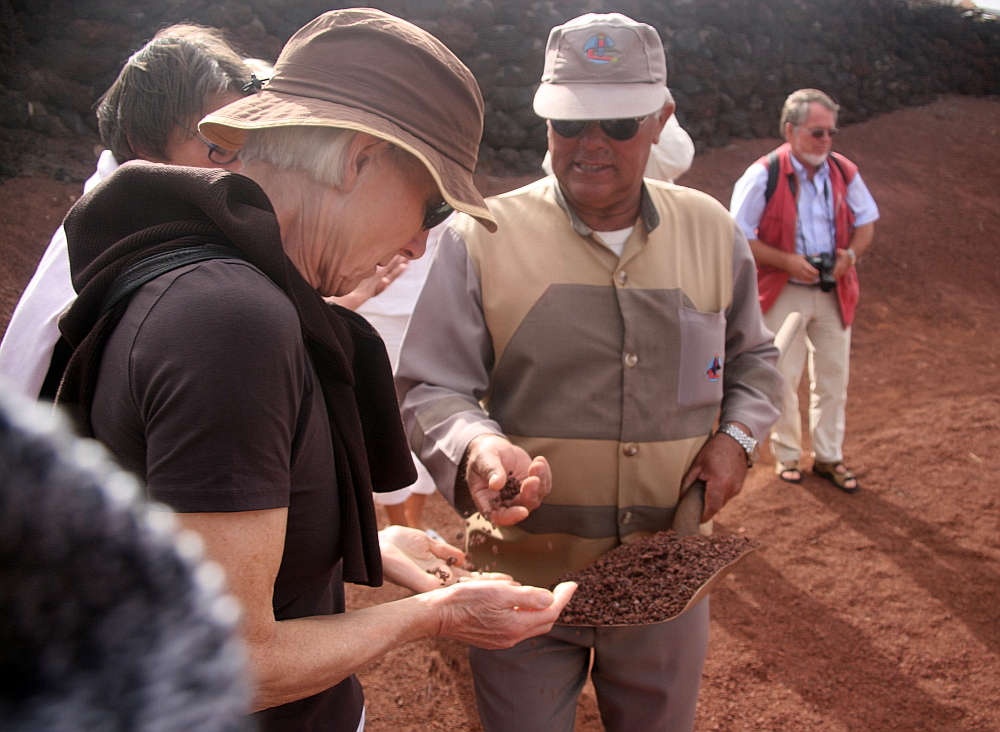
677;307;726;410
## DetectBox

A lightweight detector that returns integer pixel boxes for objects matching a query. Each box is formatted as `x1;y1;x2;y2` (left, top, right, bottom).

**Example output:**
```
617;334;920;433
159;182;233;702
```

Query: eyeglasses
422;200;454;231
550;117;648;142
176;123;241;165
797;126;839;139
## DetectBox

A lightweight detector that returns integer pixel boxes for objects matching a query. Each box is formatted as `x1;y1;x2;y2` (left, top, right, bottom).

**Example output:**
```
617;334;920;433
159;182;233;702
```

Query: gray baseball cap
533;13;668;121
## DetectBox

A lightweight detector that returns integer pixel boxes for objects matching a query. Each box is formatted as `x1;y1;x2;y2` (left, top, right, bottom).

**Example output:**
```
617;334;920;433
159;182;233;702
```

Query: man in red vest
730;89;879;492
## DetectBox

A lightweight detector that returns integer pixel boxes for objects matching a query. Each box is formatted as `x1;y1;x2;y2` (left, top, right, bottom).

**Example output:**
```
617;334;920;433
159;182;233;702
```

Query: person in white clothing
331;217;453;537
0;150;119;399
0;25;255;400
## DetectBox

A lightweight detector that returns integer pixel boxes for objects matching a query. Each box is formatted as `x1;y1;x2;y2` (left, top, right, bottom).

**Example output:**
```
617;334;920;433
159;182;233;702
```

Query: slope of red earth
1;94;997;731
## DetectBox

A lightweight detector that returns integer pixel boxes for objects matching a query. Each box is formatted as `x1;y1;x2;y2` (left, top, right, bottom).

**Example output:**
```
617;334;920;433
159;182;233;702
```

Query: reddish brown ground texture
1;94;997;731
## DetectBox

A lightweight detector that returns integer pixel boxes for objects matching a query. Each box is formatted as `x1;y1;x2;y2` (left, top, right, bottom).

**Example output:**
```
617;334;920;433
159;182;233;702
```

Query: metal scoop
664;480;760;622
558;481;760;626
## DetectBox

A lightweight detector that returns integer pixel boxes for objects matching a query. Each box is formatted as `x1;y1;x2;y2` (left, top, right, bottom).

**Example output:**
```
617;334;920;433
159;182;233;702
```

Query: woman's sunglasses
176;123;241;165
551;117;647;142
422;200;454;231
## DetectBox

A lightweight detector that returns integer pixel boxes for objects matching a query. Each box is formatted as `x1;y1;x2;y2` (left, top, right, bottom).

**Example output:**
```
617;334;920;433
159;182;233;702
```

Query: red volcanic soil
2;94;998;731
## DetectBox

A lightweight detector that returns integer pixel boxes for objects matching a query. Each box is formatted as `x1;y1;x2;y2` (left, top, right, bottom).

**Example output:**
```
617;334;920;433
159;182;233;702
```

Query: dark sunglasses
176;123;241;165
551;117;648;142
798;126;838;139
422;200;454;231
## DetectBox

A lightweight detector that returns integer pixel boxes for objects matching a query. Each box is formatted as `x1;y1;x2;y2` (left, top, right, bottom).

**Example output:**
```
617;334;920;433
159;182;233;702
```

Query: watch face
749;441;761;465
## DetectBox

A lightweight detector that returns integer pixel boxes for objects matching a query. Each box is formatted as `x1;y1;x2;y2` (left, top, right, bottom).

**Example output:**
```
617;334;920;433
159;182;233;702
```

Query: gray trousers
469;599;709;732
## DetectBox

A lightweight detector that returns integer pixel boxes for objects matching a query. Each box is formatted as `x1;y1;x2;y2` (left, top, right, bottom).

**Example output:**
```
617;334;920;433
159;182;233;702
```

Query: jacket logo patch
707;355;722;382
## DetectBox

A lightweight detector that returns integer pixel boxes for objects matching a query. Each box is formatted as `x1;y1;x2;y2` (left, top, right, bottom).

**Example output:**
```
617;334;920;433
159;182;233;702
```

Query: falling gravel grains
555;531;760;625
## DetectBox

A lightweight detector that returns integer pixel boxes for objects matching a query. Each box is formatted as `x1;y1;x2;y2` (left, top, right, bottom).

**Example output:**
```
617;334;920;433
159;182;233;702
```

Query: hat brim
201;90;497;232
533;82;667;121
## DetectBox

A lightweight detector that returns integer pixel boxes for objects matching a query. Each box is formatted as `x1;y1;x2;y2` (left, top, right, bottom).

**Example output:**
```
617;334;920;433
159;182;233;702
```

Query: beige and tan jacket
396;177;781;588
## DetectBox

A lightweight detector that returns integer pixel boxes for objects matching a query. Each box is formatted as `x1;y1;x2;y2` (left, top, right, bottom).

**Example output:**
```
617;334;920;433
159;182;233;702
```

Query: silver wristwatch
717;423;760;467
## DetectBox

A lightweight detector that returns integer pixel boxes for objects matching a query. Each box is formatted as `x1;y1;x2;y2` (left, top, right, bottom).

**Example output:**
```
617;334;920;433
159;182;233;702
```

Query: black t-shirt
92;258;364;732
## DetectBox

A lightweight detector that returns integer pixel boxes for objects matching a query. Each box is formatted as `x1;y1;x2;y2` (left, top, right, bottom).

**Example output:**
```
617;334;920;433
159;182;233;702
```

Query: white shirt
357;215;451;500
730;153;880;257
0;150;119;398
594;226;634;257
355;214;449;367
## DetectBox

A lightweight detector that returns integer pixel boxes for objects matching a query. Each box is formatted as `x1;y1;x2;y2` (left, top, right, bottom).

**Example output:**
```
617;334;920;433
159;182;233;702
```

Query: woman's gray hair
239;125;417;189
97;24;251;163
780;89;839;134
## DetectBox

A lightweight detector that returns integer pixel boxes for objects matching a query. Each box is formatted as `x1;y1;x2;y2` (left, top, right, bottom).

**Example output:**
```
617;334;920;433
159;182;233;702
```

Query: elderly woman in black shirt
57;10;574;732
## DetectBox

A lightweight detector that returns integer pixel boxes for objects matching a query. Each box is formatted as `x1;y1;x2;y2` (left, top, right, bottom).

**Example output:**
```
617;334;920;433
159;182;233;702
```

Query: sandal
775;460;802;483
813;461;860;493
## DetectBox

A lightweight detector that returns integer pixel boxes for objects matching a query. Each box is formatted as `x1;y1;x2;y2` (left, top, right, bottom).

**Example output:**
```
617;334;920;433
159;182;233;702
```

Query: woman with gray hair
54;10;574;732
0;24;253;401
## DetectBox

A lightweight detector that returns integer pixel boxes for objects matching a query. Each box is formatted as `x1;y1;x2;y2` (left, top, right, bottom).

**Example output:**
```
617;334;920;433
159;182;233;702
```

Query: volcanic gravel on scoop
554;531;760;625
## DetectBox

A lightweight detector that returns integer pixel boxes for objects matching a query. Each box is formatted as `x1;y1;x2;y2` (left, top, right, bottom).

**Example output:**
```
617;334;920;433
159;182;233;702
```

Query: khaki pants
469;599;709;732
763;284;852;464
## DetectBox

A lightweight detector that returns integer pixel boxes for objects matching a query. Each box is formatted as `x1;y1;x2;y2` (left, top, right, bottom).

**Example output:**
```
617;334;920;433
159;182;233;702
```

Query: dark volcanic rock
0;0;997;176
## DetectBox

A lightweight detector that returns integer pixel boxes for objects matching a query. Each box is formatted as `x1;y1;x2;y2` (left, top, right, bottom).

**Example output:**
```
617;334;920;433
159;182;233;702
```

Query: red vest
754;143;860;327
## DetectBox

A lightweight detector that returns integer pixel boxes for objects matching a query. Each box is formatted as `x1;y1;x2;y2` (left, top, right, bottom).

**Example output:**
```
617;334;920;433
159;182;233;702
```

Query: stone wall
1;0;997;177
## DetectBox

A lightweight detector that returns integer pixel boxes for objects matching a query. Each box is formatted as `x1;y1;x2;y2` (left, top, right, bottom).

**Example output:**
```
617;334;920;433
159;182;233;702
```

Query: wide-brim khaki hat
533;13;668;121
201;9;496;232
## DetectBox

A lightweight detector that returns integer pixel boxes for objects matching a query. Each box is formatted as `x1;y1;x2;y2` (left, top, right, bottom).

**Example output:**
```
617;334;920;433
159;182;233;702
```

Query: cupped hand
464;434;551;526
379;525;511;594
431;580;577;649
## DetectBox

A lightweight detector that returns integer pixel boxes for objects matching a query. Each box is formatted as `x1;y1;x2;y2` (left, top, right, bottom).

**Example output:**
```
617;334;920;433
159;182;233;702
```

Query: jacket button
616;270;628;285
623;443;638;457
624;352;638;368
620;510;633;525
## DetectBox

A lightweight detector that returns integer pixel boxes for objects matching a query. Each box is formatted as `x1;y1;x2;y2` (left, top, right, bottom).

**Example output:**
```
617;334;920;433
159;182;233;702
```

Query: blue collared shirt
730;153;880;256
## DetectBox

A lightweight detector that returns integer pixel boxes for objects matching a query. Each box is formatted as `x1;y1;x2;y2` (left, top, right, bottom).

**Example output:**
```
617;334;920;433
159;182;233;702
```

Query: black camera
805;252;837;293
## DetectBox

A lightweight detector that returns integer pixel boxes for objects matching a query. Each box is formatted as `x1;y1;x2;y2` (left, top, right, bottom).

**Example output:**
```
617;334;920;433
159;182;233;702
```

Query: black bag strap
99;244;247;316
765;149;799;202
764;150;780;203
766;149;852;205
43;245;247;403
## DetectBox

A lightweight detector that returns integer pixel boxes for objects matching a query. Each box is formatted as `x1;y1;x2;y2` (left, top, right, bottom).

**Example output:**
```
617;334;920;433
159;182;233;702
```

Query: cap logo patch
706;355;722;382
584;33;620;64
